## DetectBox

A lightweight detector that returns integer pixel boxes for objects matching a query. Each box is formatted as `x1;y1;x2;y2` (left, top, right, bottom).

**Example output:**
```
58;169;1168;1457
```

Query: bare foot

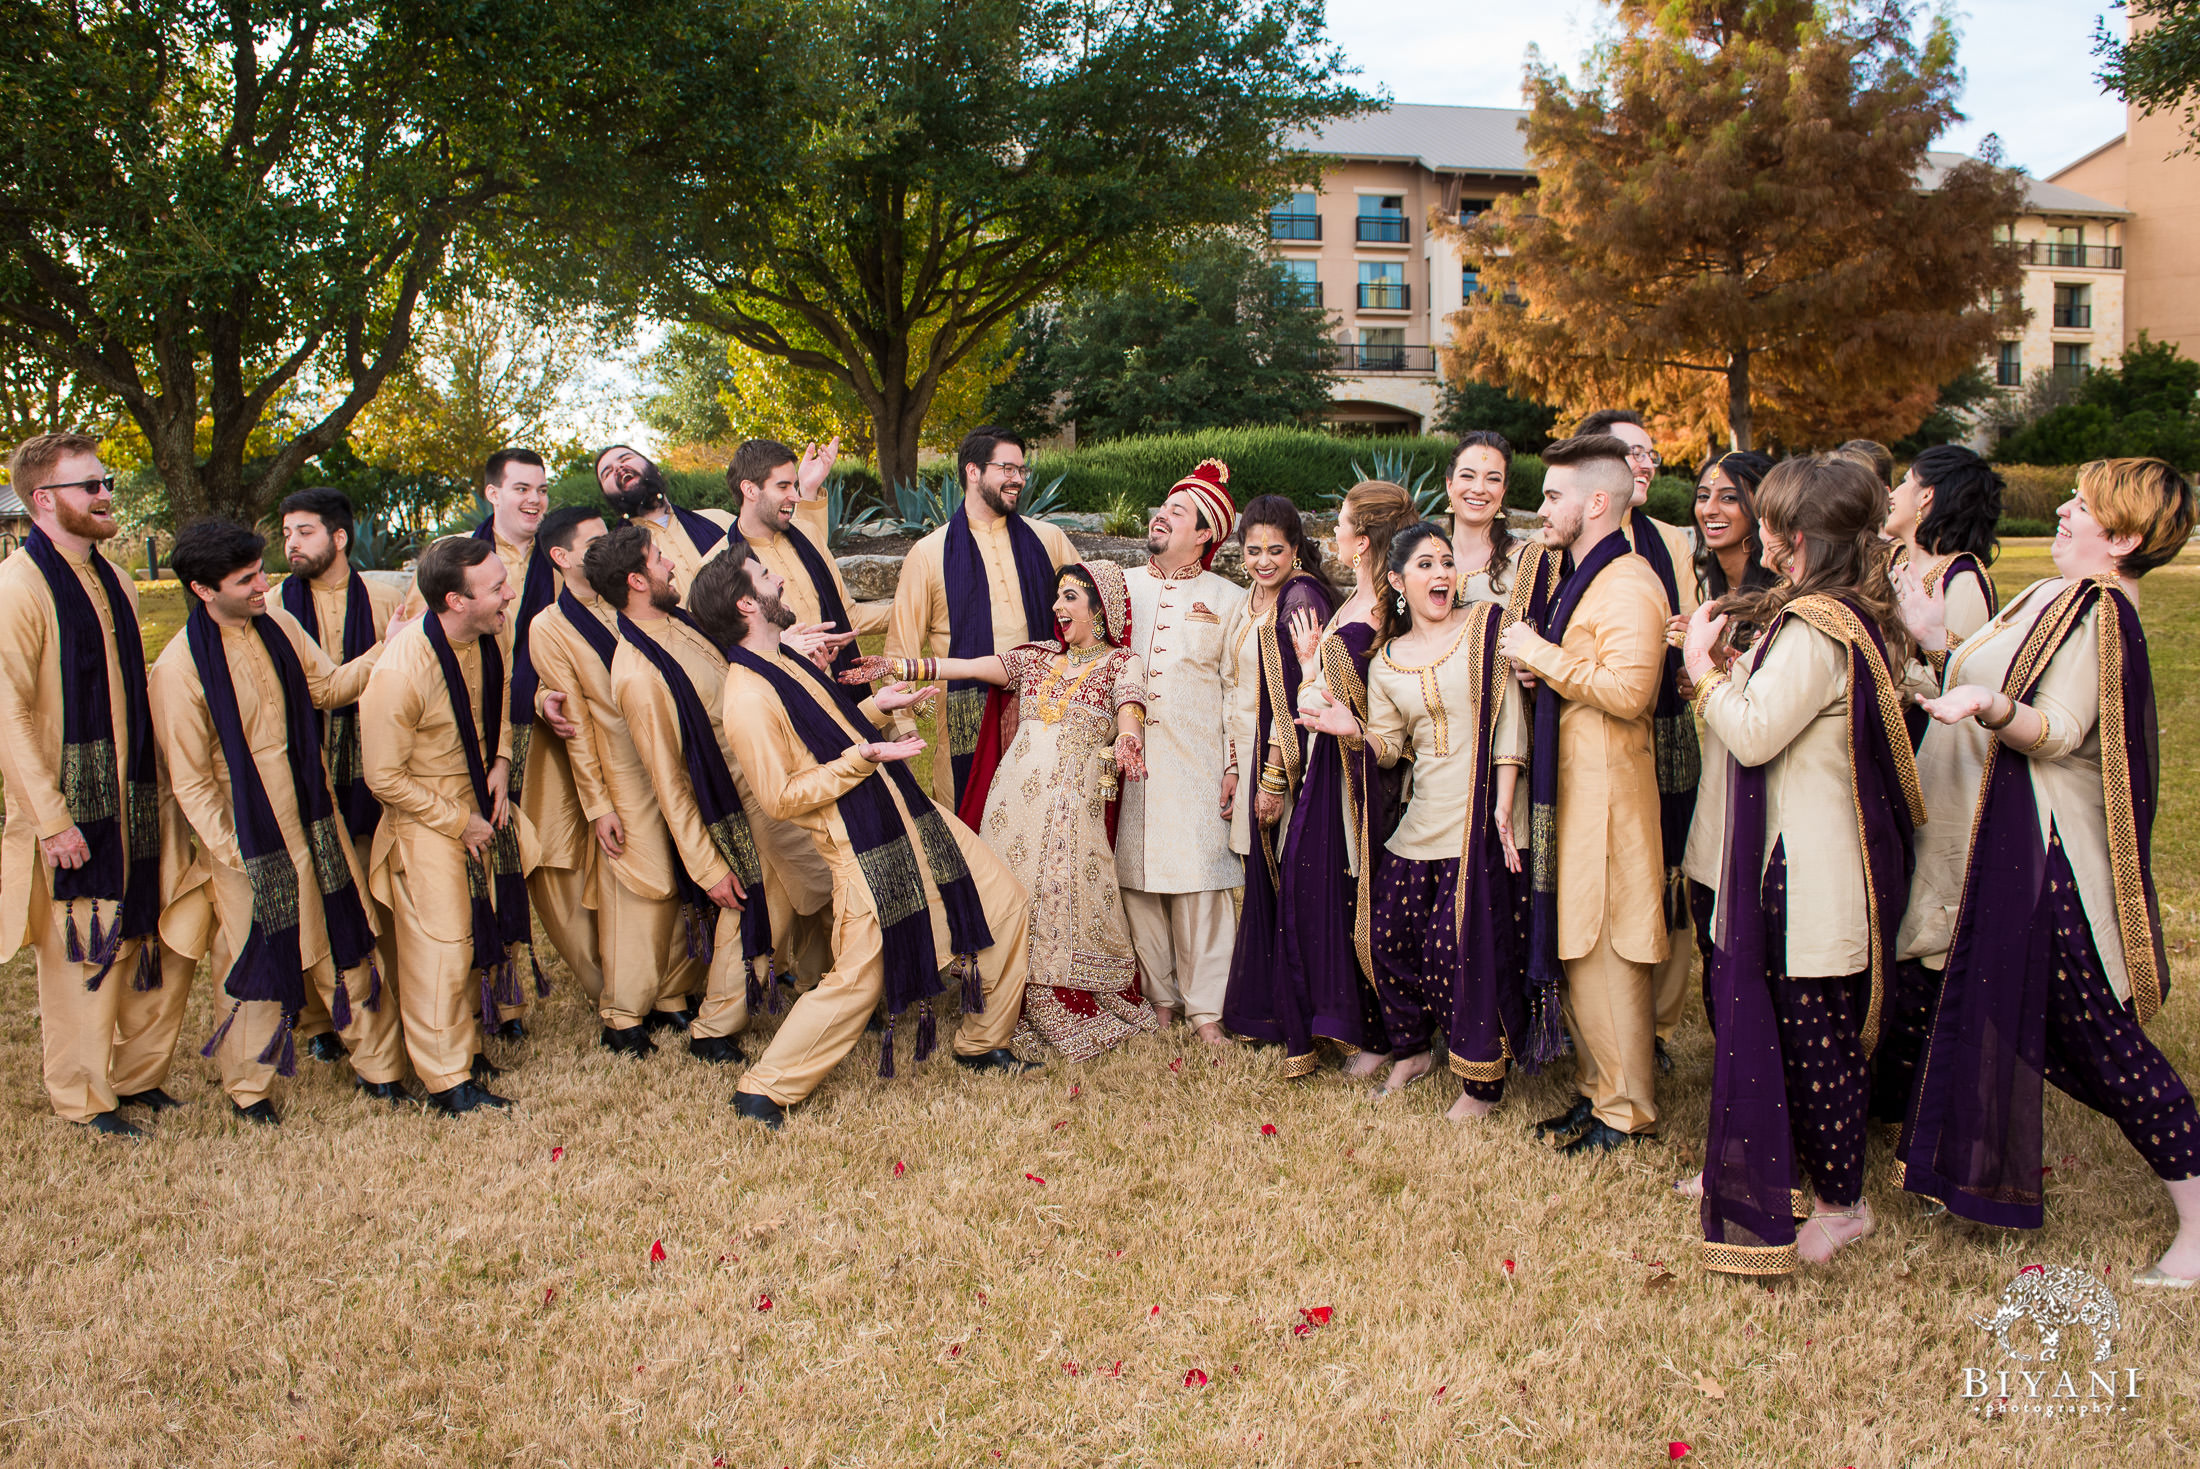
1375;1052;1433;1097
1796;1200;1875;1264
1342;1049;1388;1079
1673;1170;1704;1200
1445;1092;1493;1122
1153;1006;1182;1028
1195;1021;1231;1046
2149;1232;2200;1281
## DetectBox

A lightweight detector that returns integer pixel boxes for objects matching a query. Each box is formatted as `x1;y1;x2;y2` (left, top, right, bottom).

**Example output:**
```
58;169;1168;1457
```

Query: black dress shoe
233;1099;280;1127
355;1079;409;1106
953;1048;1039;1075
116;1087;181;1113
428;1080;512;1115
1534;1096;1596;1139
643;1007;691;1033
600;1024;657;1057
689;1034;746;1065
1560;1118;1643;1156
497;1018;526;1041
305;1033;349;1063
732;1090;784;1129
1655;1037;1674;1075
470;1053;503;1082
80;1110;142;1138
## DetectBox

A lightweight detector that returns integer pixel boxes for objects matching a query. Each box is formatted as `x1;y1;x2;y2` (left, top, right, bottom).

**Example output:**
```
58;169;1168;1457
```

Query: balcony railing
2053;363;2092;386
1335;344;1435;373
1268;211;1320;241
1357;281;1410;310
1289;281;1324;307
1355;215;1408;243
2023;242;2122;269
2053;304;2093;329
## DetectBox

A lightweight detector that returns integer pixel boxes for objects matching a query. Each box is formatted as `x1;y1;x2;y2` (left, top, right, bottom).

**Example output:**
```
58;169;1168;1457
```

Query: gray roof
0;484;24;517
1286;104;1532;175
1912;152;2126;217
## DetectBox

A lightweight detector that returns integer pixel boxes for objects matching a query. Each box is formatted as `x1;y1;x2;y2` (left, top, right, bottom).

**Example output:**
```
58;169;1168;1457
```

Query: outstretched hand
1294;685;1361;741
860;735;928;764
874;680;938;716
839;654;896;685
1918;684;1997;726
796;437;842;500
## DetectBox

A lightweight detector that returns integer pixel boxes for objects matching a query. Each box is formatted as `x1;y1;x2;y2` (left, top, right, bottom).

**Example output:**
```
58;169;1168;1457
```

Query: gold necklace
1035;646;1109;723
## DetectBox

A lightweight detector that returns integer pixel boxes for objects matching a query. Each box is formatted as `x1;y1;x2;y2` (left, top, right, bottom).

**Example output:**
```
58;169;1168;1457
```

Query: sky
1319;0;2130;179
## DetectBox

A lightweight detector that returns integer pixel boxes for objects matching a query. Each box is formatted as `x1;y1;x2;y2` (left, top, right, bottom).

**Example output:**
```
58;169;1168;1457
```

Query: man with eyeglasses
0;433;196;1136
881;426;1075;807
1573;409;1701;1075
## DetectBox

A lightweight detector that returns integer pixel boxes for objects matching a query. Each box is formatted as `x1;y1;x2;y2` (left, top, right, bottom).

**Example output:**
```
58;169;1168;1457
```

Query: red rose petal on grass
1053;1119;1069;1130
550;1146;563;1162
893;1159;906;1177
713;1459;725;1467
1025;1172;1045;1186
1291;1323;1310;1338
1184;1368;1208;1388
1502;1258;1516;1275
1108;1361;1122;1378
543;1287;556;1305
1260;1123;1278;1136
1069;1084;1081;1097
757;1294;773;1312
1435;1385;1448;1399
978;1291;988;1305
1669;1445;1690;1461
1062;1360;1079;1375
1149;1305;1161;1318
1300;1306;1333;1327
649;1239;666;1264
1169;1057;1184;1074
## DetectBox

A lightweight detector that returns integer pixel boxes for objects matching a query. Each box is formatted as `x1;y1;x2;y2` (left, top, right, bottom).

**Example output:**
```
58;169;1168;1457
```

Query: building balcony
1335;343;1435;374
2052;304;2093;329
1268;211;1320;241
2023;242;2122;269
1355;216;1408;244
1356;282;1410;311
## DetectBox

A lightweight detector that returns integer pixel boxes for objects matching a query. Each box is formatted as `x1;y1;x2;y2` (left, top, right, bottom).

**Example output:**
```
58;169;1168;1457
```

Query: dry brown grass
1;543;2195;1466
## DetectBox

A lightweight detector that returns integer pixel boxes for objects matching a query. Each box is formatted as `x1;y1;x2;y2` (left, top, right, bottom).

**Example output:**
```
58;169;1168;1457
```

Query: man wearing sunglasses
0;434;195;1136
880;426;1076;807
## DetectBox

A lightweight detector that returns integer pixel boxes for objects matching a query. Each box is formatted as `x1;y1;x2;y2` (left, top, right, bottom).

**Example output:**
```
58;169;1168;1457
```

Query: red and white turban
1167;459;1237;570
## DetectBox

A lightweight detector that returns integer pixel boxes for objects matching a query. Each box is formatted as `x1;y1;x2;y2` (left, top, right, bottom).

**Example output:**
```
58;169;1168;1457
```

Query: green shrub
1994;463;2076;523
1028;427;1462;511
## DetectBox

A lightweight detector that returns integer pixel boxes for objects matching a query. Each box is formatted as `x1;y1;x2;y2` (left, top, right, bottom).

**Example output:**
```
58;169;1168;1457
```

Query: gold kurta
288;566;404;661
634;506;737;605
881;513;1078;660
1115;563;1246;893
724;651;1032;1107
747;498;890;637
1365;616;1528;858
400;529;537;669
1505;552;1670;964
360;621;516;1092
147;609;404;1094
1685;616;1871;978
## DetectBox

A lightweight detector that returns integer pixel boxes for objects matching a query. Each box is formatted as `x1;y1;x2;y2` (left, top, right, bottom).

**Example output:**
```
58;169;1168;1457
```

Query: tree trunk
1727;346;1753;454
869;369;939;493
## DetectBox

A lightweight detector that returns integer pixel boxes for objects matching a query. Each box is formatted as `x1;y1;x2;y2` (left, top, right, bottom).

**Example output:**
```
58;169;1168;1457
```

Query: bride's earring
1394;591;1407;615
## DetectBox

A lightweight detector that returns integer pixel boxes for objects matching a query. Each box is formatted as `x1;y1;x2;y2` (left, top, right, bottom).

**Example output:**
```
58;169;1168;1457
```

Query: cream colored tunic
0;544;153;963
400;528;539;669
1220;595;1267;858
1365;616;1528;860
288;567;404;660
1115;563;1247;893
1684;617;1869;978
611;613;831;917
360;623;516;942
1504;553;1670;965
882;514;1078;660
629;505;738;607
148;609;381;973
747;498;890;637
1896;578;2129;997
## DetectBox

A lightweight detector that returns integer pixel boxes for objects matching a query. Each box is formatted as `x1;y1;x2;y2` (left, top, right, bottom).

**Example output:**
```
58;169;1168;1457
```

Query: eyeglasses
983;463;1029;482
1626;447;1662;467
37;475;116;496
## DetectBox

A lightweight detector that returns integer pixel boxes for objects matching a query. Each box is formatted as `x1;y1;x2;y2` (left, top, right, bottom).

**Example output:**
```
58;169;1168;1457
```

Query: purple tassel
330;975;352;1032
1522;979;1568;1071
915;1003;937;1063
533;954;550;998
684;907;702;961
201;1000;241;1059
480;970;499;1033
362;955;382;1012
878;1013;896;1078
133;941;160;991
64;905;83;965
255;1014;297;1078
86;907;105;962
767;959;782;1015
696;916;714;964
745;958;764;1014
959;953;984;1015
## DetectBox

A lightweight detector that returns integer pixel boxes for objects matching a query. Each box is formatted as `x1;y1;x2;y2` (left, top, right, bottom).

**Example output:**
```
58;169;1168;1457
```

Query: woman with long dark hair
1447;431;1520;603
1691;451;1777;604
1895;458;2200;1286
1885;444;2002;650
1267;480;1417;1079
1679;454;1924;1274
1220;496;1341;1045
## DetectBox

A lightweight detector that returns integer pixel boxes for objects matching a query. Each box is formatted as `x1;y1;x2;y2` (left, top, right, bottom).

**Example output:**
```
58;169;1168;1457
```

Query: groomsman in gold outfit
1497;434;1670;1153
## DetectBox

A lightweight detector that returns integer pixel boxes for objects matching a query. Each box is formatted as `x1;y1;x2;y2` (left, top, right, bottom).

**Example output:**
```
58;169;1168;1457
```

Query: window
1356;327;1406;370
2052;283;2091;330
1996;341;2021;388
2049;225;2086;268
1356;194;1407;243
1280;258;1320;304
1268;191;1319;241
1458;197;1494;226
1462;263;1480;299
1357;260;1406;310
2053;342;2090;383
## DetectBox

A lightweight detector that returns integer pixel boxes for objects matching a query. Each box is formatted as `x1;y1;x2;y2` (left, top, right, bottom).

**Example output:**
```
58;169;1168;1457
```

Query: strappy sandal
1673;1171;1704;1200
1370;1058;1433;1100
1797;1201;1876;1264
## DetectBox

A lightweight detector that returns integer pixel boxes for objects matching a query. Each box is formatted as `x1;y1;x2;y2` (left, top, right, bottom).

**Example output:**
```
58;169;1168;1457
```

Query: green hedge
1028;428;1456;511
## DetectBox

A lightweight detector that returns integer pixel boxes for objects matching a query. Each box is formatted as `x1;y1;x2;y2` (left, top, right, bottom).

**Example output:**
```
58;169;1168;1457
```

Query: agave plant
825;475;888;550
1324;446;1448;518
347;524;414;572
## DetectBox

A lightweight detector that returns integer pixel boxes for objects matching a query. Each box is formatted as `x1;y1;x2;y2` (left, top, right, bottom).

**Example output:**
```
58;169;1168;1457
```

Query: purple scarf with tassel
474;517;556;803
939;504;1055;804
189;604;381;1076
727;645;994;1074
21;525;162;988
1902;578;2163;1228
280;568;383;840
1701;596;1921;1272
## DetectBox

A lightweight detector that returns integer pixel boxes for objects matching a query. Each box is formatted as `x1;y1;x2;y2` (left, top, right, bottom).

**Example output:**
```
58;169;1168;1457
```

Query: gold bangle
2019;709;2053;755
1691;667;1729;715
1979;694;2017;731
